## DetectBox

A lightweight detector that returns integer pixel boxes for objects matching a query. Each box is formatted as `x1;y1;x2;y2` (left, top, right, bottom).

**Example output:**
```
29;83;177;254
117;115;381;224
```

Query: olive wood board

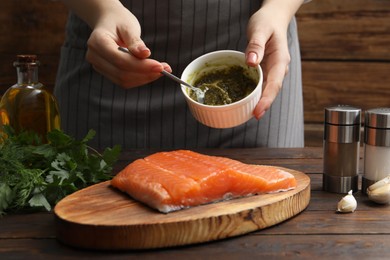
54;167;310;250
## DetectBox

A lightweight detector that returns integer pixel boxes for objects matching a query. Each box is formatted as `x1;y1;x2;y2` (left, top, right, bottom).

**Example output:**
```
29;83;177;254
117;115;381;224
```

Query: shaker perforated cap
325;105;361;125
365;108;390;129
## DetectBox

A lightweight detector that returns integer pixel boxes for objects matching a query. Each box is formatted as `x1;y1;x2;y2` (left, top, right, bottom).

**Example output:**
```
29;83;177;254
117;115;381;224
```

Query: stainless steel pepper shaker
362;108;390;194
323;105;361;193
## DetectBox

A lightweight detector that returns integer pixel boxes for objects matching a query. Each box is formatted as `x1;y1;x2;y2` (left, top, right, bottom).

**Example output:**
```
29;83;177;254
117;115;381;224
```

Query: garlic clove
337;190;357;213
367;182;390;204
367;175;390;193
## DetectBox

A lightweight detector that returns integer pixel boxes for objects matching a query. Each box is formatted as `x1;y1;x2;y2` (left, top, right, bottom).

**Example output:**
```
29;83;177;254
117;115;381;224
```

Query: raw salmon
111;150;297;213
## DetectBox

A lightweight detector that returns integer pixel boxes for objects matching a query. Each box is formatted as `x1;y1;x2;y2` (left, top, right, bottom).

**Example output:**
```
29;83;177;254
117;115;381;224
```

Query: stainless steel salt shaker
362;108;390;194
323;105;361;193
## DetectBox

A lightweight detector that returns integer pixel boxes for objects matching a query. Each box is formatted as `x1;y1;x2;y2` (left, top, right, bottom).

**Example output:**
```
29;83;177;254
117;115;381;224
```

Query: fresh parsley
0;126;121;215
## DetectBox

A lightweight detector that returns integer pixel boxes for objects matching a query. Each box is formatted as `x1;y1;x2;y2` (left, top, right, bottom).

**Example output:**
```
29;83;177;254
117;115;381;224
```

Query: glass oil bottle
0;55;61;142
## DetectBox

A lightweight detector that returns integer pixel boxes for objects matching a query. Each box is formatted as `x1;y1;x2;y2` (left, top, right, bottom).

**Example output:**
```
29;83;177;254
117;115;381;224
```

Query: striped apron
54;0;304;149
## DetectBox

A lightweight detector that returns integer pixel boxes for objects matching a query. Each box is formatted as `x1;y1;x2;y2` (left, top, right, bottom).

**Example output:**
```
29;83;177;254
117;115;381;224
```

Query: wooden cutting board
54;167;310;250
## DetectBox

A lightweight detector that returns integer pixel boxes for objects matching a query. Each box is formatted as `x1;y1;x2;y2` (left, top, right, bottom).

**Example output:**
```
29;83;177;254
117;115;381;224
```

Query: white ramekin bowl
181;50;263;129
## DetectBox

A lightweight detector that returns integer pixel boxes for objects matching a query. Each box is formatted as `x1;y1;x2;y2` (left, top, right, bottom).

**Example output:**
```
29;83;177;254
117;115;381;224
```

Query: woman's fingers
253;49;290;119
86;27;171;88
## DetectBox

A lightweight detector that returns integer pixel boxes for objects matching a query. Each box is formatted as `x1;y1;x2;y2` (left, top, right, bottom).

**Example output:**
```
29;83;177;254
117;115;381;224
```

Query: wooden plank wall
297;0;390;145
0;0;68;92
1;0;389;147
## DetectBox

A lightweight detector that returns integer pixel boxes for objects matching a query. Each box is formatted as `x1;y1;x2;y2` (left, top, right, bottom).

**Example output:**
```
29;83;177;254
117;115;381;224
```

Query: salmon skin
111;150;297;213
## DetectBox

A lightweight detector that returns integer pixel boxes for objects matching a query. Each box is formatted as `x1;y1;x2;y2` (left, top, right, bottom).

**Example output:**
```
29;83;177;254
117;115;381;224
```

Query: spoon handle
160;70;195;90
118;46;205;103
118;46;131;54
118;47;195;89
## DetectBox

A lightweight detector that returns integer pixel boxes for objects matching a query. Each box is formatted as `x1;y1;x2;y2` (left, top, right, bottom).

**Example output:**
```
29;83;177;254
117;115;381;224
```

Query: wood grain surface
54;167;310;250
4;148;390;258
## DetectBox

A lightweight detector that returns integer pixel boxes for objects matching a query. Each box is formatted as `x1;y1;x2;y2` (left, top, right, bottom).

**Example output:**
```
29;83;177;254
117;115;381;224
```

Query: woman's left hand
245;0;304;119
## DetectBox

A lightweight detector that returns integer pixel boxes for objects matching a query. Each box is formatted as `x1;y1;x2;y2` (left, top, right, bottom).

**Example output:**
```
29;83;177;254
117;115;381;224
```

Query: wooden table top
1;147;389;259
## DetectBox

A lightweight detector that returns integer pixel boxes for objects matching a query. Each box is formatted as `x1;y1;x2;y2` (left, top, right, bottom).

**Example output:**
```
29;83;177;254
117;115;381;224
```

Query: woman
55;0;307;149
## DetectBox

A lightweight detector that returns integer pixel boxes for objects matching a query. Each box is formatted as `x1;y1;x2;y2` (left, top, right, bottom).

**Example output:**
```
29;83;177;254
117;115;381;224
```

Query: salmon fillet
111;150;297;213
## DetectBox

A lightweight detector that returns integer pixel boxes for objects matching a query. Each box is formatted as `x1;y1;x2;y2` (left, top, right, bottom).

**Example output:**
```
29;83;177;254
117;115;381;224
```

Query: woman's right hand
63;0;171;88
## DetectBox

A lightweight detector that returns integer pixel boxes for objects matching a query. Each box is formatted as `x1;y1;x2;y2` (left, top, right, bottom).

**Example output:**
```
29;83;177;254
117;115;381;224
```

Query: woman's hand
62;0;171;88
245;0;304;119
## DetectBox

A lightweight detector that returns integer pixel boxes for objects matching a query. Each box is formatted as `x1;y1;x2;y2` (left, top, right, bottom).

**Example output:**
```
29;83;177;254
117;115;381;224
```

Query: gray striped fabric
54;0;304;149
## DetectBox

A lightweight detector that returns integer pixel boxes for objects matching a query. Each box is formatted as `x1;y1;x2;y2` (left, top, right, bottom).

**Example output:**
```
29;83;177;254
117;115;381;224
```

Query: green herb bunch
0;126;121;215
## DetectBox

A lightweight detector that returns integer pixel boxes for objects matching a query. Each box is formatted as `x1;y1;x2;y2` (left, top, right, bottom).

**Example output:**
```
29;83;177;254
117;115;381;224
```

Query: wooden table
1;147;389;259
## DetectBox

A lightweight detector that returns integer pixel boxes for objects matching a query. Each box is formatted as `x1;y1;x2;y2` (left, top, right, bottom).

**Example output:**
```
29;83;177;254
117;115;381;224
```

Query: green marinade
190;65;257;106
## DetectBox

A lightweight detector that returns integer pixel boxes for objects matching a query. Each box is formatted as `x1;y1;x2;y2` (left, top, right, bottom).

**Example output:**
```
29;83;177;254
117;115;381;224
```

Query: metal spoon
199;82;232;105
118;46;205;103
160;70;206;104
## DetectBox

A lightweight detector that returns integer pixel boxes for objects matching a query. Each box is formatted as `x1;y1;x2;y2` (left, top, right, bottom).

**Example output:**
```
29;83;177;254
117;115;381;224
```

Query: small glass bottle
362;108;390;194
323;105;361;193
0;55;61;142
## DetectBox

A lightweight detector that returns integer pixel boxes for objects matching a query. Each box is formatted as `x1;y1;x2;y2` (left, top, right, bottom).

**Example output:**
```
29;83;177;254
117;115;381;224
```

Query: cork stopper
13;54;39;67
